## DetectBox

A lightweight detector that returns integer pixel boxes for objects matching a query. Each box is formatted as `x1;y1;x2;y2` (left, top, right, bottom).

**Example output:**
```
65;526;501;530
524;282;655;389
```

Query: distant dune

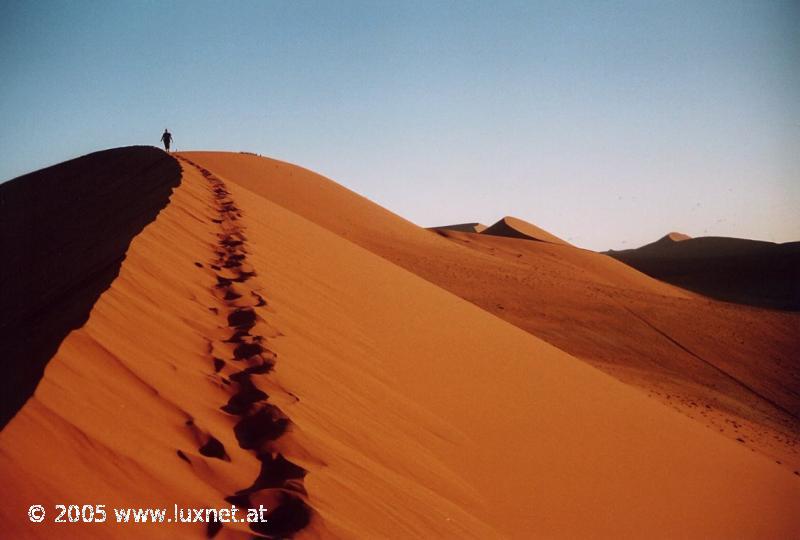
1;149;798;538
646;231;693;245
481;216;571;246
428;222;487;233
608;234;800;310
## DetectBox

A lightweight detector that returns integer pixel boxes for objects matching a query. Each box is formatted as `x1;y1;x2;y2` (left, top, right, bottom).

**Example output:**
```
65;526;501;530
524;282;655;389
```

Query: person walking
160;129;173;152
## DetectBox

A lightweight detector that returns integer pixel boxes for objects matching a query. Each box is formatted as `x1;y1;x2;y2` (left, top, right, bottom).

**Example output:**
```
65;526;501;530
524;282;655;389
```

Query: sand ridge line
178;156;313;539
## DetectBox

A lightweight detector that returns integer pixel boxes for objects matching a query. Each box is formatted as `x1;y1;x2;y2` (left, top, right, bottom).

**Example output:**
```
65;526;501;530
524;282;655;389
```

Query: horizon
2;1;798;251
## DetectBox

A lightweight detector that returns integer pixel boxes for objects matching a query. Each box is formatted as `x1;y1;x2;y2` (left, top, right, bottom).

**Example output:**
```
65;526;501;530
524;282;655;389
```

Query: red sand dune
0;147;181;427
481;216;572;246
1;149;798;539
607;233;800;310
646;231;693;245
429;222;487;233
187;152;800;471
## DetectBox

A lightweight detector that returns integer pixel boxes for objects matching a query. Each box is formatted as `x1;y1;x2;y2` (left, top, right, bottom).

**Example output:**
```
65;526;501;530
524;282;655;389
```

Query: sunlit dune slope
481;216;571;246
0;150;800;538
643;231;693;247
2;149;799;539
216;170;800;538
181;152;800;471
608;234;800;310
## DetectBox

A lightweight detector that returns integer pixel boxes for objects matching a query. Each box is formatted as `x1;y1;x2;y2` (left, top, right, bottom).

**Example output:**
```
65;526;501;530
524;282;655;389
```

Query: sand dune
643;231;693;246
181;152;800;472
429;222;487;233
608;234;800;310
481;216;571;246
1;149;798;538
0;146;181;428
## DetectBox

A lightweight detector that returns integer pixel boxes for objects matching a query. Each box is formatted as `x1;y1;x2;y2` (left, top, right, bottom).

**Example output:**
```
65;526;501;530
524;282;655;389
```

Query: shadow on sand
0;146;181;428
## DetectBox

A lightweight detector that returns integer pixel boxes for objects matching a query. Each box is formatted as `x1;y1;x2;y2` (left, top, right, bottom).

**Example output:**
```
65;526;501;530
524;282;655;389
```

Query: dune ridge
0;146;181;428
1;148;799;538
196;158;800;537
481;216;571;246
608;234;800;310
182;152;800;471
178;156;313;538
429;222;487;233
0;152;324;538
663;231;691;243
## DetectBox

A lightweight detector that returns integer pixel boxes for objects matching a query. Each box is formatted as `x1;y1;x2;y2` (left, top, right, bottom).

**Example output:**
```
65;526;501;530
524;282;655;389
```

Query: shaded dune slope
1;154;324;539
181;152;800;471
608;235;800;310
428;222;487;233
0;146;180;428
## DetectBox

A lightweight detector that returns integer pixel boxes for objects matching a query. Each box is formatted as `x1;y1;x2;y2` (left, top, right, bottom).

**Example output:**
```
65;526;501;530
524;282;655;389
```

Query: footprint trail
177;156;313;539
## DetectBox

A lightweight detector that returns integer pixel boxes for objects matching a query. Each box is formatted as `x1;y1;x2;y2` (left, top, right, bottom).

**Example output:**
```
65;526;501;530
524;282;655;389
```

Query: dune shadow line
0;146;181;429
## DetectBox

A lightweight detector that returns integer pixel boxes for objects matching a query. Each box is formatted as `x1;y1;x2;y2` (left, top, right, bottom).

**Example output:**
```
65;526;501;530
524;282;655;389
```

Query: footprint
233;404;289;450
198;436;229;461
228;308;256;330
206;519;222;538
223;289;242;301
249;491;312;539
186;159;313;538
239;453;306;492
234;341;264;360
221;374;268;415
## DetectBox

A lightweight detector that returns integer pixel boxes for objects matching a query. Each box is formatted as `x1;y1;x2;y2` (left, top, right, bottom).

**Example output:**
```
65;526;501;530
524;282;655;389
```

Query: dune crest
664;231;692;242
1;149;798;538
177;156;312;537
181;153;799;471
609;234;800;310
429;222;487;233
0;146;180;428
613;231;692;253
481;216;571;246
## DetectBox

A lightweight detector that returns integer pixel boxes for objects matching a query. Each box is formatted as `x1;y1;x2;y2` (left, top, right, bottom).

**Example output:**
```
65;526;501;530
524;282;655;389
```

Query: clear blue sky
2;1;798;250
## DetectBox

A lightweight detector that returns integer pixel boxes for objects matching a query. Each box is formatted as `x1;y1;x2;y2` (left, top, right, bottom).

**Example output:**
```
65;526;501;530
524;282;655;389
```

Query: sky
1;0;798;250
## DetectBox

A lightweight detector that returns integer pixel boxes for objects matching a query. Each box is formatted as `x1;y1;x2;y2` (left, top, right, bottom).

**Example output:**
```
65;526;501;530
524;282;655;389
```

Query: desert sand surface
0;147;181;428
1;148;798;539
481;216;572;246
608;233;800;310
429;222;487;233
182;152;800;472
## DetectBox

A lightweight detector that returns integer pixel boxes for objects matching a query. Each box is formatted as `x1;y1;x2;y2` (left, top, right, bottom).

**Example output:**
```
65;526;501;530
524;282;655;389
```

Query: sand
183;152;800;472
608;234;800;310
0;149;798;539
0;146;181;429
428;222;487;233
481;216;572;246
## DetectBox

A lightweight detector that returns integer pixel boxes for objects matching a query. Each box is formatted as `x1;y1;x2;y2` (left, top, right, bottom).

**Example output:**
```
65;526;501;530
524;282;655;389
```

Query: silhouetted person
160;129;173;152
